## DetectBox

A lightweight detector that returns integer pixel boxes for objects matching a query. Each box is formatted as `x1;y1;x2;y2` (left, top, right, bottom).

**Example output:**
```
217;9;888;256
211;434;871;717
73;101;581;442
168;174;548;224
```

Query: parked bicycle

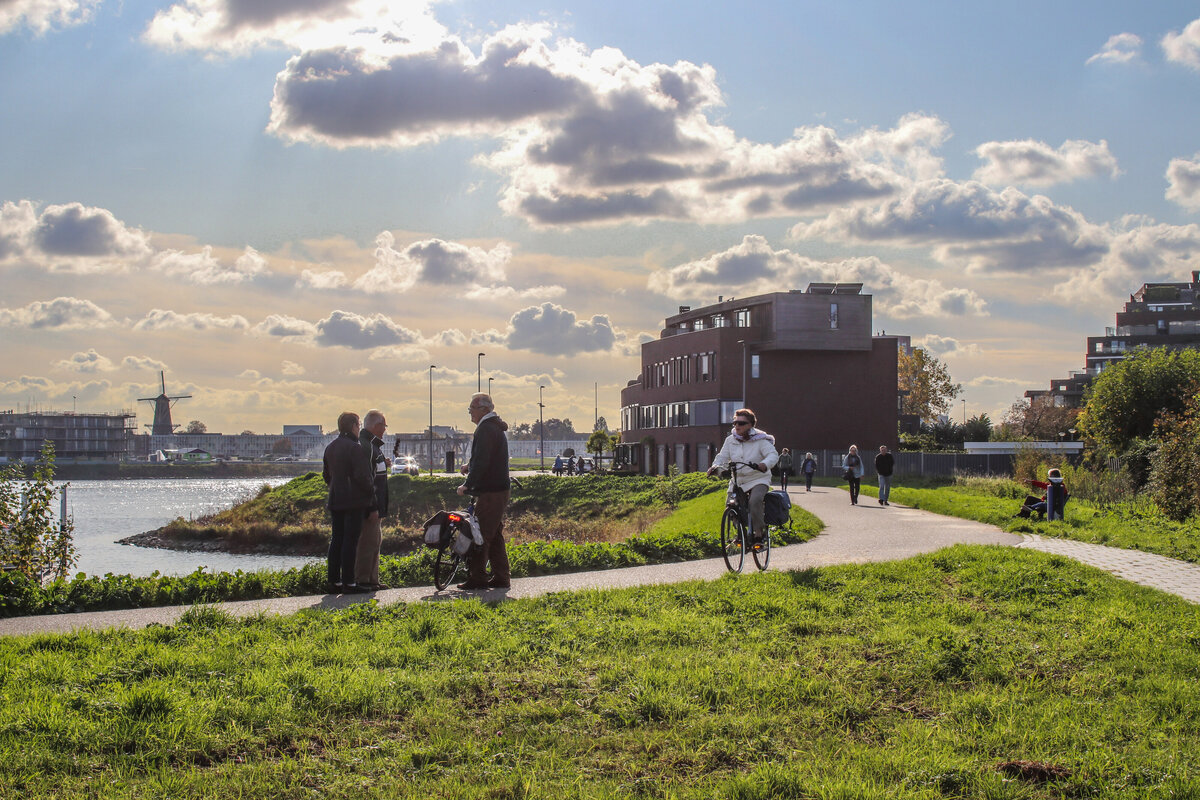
424;478;522;591
711;461;791;573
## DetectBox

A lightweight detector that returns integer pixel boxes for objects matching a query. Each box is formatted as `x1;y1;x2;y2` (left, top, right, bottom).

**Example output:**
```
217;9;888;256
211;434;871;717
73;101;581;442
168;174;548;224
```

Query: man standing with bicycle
706;408;778;542
456;393;511;590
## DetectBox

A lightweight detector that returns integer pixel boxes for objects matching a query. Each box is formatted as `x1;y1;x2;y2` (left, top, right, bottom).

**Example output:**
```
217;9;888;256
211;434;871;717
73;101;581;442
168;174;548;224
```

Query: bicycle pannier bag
422;511;452;548
764;490;791;526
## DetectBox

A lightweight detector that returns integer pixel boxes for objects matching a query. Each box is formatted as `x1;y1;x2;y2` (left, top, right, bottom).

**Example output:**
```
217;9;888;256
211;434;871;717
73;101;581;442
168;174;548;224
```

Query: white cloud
252;314;319;339
792;179;1110;273
648;234;987;319
966;375;1026;388
1054;221;1200;303
0;201;153;272
973;139;1119;187
280;360;306;376
265;21;947;227
55;349;115;373
298;268;348;289
0;296;117;329
0;0;99;35
479;302;616;356
121;355;169;372
355;233;511;292
1086;32;1143;65
462;284;566;301
1166;154;1200;211
918;335;980;357
1162;18;1200;70
133;309;251;331
153;245;268;285
143;0;446;56
313;309;421;349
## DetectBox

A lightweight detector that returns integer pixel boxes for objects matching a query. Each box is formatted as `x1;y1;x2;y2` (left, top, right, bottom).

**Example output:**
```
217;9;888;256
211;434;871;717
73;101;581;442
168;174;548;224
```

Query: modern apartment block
1027;270;1200;408
620;286;899;475
0;410;136;462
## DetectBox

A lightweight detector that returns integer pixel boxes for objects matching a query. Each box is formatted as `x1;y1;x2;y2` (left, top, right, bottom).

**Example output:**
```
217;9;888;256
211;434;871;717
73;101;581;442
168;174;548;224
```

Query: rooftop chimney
678;305;691;314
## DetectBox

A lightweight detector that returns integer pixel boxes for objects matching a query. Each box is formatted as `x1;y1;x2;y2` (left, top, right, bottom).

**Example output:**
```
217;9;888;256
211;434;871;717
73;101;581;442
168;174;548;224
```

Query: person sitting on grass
1024;468;1069;521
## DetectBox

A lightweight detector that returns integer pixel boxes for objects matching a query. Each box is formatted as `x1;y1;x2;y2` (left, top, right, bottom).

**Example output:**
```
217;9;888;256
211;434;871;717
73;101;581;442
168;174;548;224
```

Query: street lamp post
477;352;485;393
428;365;436;475
962;398;967;425
488;376;494;396
539;384;546;472
737;339;747;405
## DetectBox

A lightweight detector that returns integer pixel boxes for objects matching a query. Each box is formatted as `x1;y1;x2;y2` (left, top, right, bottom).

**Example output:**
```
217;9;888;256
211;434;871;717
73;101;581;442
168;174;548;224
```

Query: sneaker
374;582;391;590
342;584;370;594
328;582;344;593
487;577;511;589
456;580;490;591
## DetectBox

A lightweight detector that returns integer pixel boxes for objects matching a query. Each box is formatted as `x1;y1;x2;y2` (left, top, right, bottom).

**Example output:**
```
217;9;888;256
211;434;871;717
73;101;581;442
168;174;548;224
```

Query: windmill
139;372;192;435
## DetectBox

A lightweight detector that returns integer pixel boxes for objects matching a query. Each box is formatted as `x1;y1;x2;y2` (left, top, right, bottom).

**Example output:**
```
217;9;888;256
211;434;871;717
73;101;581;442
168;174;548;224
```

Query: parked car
392;456;421;475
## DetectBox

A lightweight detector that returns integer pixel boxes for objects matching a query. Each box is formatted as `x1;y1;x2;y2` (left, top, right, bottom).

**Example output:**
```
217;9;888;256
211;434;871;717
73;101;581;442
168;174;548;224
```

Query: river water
58;478;320;578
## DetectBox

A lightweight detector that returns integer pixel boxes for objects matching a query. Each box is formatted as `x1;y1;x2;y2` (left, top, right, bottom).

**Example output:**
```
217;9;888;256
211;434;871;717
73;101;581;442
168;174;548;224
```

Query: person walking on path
801;452;817;492
874;445;894;507
322;412;375;593
842;445;865;506
778;448;794;491
707;408;779;542
356;409;391;590
457;393;512;590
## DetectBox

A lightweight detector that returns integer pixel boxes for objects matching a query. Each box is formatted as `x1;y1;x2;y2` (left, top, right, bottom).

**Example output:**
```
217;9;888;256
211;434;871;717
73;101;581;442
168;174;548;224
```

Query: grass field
845;476;1200;565
2;545;1198;798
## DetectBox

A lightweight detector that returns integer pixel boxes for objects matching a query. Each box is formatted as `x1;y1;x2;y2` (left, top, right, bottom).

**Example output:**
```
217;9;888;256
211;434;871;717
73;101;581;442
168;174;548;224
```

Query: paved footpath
1;486;1196;637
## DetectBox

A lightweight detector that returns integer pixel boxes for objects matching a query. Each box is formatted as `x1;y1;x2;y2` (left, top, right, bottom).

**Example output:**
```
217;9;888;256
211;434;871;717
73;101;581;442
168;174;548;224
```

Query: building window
693;317;704;331
712;315;726;328
1095;342;1104;353
699;353;712;381
735;308;751;327
830;303;839;329
750;353;760;379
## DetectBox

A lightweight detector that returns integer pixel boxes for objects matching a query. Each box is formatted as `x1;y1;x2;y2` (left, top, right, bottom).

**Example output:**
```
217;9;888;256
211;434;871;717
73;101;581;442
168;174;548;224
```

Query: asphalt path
5;484;1198;637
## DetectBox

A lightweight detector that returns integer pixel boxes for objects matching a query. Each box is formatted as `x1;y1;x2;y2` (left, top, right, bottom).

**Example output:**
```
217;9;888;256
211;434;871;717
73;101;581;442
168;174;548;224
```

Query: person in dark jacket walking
356;408;391;590
842;445;864;505
801;452;817;491
778;448;794;491
874;445;895;506
456;393;511;590
322;411;375;593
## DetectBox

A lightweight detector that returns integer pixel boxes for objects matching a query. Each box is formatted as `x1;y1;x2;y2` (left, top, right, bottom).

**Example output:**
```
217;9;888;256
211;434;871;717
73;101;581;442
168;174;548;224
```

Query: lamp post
539;384;546;472
428;365;436;475
961;398;967;425
477;352;485;393
488;376;494;396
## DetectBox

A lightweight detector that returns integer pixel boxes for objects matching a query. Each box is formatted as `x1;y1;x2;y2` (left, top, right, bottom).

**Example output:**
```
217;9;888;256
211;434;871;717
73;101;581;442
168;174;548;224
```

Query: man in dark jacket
875;445;895;507
322;411;375;592
456;392;511;590
356;408;391;590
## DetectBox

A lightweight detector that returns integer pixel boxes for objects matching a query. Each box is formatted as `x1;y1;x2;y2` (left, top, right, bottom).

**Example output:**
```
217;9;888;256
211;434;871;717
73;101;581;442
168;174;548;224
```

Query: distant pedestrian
875;445;894;507
801;452;817;491
778;448;794;491
842;445;864;506
567;455;576;475
356;409;391;590
322;412;375;593
553;455;564;476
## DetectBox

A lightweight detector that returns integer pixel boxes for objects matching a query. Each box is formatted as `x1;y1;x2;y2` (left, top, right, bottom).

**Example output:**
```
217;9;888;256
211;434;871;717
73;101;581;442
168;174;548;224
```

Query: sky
2;0;1200;436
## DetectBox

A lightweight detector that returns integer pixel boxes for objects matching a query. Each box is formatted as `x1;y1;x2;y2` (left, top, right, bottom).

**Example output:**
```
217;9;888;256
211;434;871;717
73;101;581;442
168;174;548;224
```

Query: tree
271;438;293;456
1077;347;1200;455
594;415;609;433
1148;394;1200;521
183;420;207;434
999;398;1078;441
898;348;962;423
586;429;618;468
0;440;76;583
962;413;993;443
240;429;256;435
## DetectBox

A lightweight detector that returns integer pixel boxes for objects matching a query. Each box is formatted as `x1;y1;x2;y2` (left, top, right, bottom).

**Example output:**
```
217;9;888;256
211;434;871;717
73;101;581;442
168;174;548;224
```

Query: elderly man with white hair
456;393;512;590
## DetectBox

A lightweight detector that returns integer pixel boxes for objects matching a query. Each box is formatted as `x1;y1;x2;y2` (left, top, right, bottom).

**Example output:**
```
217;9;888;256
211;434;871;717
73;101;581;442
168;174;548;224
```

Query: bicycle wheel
433;537;462;590
720;506;746;573
752;523;771;571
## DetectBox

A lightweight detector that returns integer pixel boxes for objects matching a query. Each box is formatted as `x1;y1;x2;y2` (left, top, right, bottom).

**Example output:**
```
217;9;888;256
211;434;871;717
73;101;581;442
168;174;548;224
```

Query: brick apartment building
1027;269;1200;408
620;286;900;475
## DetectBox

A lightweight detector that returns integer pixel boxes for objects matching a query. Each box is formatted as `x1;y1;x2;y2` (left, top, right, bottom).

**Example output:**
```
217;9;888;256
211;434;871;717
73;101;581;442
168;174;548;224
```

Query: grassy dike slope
1;546;1197;798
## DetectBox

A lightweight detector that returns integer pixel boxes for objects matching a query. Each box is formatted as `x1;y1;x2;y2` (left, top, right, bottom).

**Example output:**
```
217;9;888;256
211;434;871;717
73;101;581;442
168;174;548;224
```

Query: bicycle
427;477;523;591
711;460;772;573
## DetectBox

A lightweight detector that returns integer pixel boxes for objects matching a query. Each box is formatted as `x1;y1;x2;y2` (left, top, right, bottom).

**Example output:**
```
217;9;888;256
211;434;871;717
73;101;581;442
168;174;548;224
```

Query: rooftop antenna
138;371;192;435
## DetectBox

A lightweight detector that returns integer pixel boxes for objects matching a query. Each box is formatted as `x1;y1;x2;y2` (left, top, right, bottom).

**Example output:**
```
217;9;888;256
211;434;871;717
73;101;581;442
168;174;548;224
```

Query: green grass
2;545;1198;798
852;476;1200;565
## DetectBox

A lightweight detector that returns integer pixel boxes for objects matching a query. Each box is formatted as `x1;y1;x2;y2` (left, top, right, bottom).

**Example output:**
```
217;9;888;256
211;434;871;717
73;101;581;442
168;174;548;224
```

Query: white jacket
711;429;779;492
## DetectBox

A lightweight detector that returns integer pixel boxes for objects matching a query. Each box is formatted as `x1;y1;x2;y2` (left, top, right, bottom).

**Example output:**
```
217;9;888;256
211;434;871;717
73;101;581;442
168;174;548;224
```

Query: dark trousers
328;508;365;586
468;490;511;583
804;471;813;490
847;475;860;503
780;470;789;491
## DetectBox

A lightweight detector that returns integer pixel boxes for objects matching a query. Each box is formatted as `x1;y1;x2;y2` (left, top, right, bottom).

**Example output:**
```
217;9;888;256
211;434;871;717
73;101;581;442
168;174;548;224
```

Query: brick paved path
1;485;1196;637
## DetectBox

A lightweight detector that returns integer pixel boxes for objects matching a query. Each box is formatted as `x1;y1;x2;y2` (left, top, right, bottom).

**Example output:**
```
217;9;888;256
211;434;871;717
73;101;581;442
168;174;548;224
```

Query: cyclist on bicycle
706;408;779;541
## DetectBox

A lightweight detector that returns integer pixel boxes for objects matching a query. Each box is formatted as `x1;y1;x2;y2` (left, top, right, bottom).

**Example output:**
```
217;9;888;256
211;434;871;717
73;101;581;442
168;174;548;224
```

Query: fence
806;450;1018;479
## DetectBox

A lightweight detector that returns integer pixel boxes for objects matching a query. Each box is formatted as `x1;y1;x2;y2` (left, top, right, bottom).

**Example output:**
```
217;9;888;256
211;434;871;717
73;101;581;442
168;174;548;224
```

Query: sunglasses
732;420;751;427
